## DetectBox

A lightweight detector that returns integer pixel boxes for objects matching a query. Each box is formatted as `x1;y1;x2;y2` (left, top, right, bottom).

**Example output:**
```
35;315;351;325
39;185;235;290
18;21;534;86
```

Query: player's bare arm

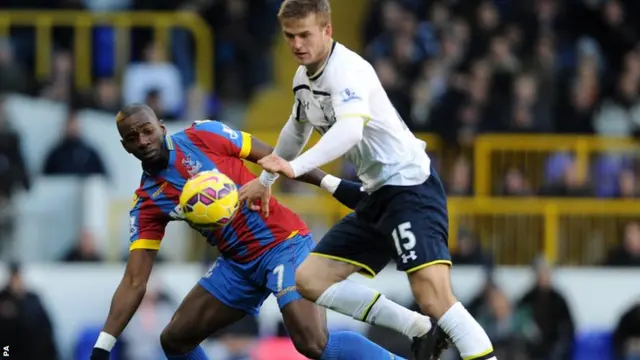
92;248;157;359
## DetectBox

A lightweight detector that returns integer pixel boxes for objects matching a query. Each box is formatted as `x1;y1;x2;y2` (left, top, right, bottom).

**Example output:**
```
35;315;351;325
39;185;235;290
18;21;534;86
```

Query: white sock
316;280;432;338
437;302;496;359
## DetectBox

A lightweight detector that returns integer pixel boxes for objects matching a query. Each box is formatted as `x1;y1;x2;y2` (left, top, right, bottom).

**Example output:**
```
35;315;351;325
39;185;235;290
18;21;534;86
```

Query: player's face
281;14;332;65
118;112;167;164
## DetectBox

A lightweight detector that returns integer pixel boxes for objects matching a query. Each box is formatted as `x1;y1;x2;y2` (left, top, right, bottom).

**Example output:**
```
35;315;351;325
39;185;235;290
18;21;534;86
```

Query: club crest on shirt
340;88;361;103
182;155;202;177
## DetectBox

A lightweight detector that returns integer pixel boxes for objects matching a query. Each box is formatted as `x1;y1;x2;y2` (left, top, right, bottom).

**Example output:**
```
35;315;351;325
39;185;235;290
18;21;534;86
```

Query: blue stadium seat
93;27;116;78
573;331;613;360
74;326;125;360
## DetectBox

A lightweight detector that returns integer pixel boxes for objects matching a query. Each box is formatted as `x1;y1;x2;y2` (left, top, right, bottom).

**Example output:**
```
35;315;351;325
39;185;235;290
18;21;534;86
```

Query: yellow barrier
474;135;638;196
0;11;212;91
109;195;640;265
106;133;640;266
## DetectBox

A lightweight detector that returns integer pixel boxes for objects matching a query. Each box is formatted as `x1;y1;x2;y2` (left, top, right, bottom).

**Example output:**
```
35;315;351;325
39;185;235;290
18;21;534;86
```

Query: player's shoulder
292;66;308;88
186;119;240;137
325;42;375;79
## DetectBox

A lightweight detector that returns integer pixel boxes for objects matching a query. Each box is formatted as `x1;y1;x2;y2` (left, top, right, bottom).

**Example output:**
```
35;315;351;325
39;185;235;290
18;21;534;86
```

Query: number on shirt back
392;222;418;264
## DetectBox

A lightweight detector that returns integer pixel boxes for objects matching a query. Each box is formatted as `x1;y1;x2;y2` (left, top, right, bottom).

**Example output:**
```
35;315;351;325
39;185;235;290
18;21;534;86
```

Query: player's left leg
261;234;409;360
296;214;435;343
160;257;269;359
376;170;496;360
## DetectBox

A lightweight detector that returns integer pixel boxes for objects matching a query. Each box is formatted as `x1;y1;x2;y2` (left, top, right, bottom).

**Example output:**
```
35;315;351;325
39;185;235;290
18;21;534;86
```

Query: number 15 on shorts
392;222;417;263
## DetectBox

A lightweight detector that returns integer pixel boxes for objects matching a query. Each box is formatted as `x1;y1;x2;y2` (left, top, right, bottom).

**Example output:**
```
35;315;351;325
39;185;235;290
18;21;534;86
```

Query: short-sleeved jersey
291;41;431;192
128;120;309;263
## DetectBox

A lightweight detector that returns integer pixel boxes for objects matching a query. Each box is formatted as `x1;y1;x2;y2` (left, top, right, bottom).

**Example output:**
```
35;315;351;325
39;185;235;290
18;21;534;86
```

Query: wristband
259;171;279;187
95;331;117;351
320;175;341;195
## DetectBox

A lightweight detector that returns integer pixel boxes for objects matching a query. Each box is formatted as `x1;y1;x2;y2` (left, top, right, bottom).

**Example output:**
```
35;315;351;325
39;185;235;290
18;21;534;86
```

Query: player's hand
239;178;272;217
90;348;110;360
258;154;295;178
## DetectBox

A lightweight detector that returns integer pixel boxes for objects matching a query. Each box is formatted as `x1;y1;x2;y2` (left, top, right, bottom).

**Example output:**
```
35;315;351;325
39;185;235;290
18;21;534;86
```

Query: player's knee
160;324;189;355
294;261;325;301
289;327;328;359
295;257;352;301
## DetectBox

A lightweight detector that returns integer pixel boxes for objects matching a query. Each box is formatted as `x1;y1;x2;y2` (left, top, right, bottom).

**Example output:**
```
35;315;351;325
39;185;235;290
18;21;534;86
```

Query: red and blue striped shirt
128;120;309;263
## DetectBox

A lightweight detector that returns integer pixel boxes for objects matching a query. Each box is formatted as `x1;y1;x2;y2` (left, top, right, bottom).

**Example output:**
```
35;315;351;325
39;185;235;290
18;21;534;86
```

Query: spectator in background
145;88;176;121
61;229;102;262
0;102;30;256
124;280;177;360
0;262;59;360
375;58;411;122
206;314;259;360
593;71;640;137
604;221;640;267
616;168;640;198
39;51;75;103
0;38;28;94
451;228;492;266
472;284;522;359
539;157;592;197
446;156;472;196
122;41;183;118
515;257;574;360
501;167;533;196
89;77;122;113
43;110;107;177
612;301;640;360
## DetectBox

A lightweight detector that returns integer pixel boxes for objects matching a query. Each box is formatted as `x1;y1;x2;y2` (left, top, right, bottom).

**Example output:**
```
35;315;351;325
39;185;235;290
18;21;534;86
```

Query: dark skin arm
241;136;365;216
102;249;157;338
245;136;327;187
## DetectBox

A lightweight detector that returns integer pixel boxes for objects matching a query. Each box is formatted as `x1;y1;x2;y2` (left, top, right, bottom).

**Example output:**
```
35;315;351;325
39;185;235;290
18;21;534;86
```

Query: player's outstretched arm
91;248;157;359
243;135;365;209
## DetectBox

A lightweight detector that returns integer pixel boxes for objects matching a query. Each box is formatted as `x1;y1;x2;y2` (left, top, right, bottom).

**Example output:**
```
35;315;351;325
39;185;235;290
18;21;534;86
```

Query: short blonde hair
278;0;332;25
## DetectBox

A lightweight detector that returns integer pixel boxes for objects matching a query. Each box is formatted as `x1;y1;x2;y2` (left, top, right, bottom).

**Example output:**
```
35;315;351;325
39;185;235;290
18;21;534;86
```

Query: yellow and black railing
0;11;213;91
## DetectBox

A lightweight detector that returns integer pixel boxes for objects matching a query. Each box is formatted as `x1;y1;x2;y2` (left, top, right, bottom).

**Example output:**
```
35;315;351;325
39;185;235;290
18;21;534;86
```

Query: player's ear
324;22;332;38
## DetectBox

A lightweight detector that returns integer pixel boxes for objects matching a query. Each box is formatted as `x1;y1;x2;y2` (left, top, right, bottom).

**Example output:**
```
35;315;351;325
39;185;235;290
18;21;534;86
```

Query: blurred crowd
1;258;639;360
362;0;640;200
1;0;280;118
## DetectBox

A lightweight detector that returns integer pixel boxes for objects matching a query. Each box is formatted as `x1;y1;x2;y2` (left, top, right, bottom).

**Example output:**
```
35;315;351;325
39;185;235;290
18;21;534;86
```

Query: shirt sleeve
128;192;169;251
328;68;373;121
190;120;252;158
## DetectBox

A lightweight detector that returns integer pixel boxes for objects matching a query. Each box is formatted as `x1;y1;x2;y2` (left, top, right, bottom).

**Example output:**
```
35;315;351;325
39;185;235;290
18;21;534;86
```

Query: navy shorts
198;234;314;316
312;167;451;277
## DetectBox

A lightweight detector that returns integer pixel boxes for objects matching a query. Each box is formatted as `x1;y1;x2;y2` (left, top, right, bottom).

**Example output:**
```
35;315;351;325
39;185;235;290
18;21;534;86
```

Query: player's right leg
295;214;434;343
376;169;496;360
160;257;265;359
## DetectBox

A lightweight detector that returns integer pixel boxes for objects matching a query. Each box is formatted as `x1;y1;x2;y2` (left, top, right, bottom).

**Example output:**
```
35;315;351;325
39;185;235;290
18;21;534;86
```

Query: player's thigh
259;234;317;308
299;213;390;295
375;170;451;273
189;257;268;323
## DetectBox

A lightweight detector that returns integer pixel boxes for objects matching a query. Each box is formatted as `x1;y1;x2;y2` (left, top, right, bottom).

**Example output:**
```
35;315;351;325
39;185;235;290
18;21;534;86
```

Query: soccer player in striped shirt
90;104;415;360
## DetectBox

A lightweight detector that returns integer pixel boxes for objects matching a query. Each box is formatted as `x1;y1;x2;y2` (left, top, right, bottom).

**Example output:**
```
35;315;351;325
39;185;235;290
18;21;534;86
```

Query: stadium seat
573;331;613;360
251;337;307;360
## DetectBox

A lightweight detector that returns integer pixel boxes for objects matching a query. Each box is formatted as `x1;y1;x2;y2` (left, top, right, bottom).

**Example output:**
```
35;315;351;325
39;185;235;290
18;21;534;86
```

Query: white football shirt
290;42;431;192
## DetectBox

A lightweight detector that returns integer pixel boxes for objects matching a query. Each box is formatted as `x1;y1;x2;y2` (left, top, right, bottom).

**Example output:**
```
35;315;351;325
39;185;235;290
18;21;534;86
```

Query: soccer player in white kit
240;1;497;359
